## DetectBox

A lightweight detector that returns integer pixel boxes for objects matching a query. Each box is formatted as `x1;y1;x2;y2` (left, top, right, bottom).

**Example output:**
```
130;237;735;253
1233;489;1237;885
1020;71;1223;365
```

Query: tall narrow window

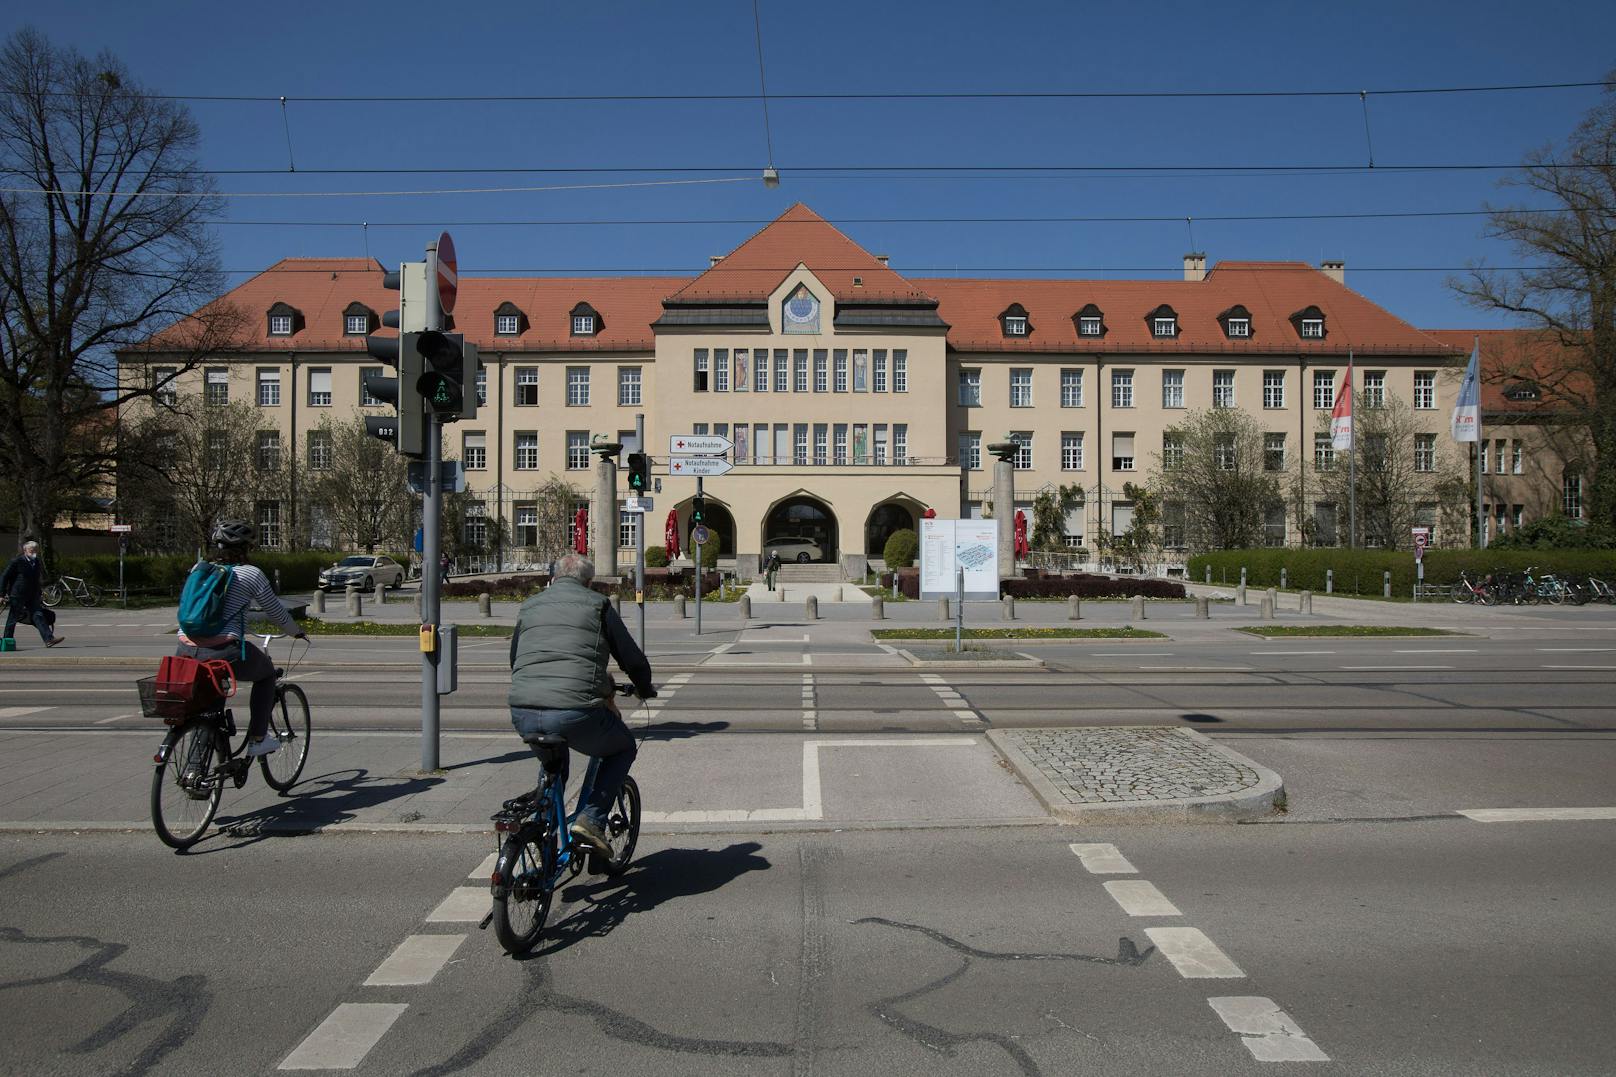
618;510;637;550
874;424;889;465
1111;370;1133;409
566;367;590;406
257;369;281;406
514;504;538;547
1313;370;1336;410
1264;433;1286;471
833;349;848;392
516;367;539;406
1061;432;1084;471
1215;434;1237;471
256;431;281;471
873;350;888;392
1512;441;1523;474
893;424;907;464
566;431;590;470
1061;369;1083;408
1213;370;1235;408
958;369;981;406
205;368;229;406
359;369;384;406
893;351;908;393
793;349;808;392
152;367;178;406
515;432;539;470
1111;433;1135;472
834;424;849;465
475;367;487;406
1161;369;1184;409
693;349;709;392
308;430;333;471
1010;368;1033;407
1414;372;1436;409
256;501;282;549
813;423;828;466
1011;433;1033;470
713;349;729;393
754;349;769;392
462;432;486;470
618;366;642;406
1263;371;1285;409
775;349;789;392
1414;434;1436;472
813;350;828;393
1162;433;1184;470
307;368;332;407
1364;371;1386;408
960;432;981;470
794;423;809;465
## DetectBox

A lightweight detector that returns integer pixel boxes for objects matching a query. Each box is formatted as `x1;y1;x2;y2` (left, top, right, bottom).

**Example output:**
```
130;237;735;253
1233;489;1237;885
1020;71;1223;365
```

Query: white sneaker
246;734;281;758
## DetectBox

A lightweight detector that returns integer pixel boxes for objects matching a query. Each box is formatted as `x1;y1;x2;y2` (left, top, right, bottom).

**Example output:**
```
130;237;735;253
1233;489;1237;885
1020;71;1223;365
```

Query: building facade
118;204;1583;573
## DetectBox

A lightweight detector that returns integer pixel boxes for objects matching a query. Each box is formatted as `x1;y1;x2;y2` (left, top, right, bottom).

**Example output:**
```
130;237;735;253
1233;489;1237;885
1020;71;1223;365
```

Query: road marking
425;887;490;922
1138;666;1253;672
710;643;735;654
287;670;325;680
1537;647;1616;653
1144;927;1245;978
1543;665;1616;670
1258;650;1335;655
876;643;898;655
1392;648;1478;654
802;653;812;666
1340;665;1453;671
0;707;51;719
471;853;496;878
1103;880;1182;916
93;712;136;725
1458;807;1616;822
279;1002;408;1070
1208;997;1330;1062
1092;652;1173;657
0;688;131;694
1068;843;1137;874
364;934;465;986
919;673;944;683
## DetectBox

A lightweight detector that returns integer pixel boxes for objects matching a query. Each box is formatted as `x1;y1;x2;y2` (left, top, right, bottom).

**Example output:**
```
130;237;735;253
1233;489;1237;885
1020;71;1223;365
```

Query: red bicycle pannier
155;656;236;711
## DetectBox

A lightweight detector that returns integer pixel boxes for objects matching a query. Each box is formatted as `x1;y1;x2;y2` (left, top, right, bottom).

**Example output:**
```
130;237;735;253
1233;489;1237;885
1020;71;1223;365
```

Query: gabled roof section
665;204;933;303
1422;328;1592;416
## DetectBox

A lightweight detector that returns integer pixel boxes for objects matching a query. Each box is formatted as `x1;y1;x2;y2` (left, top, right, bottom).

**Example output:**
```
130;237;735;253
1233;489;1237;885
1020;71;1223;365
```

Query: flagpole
1474;335;1485;549
1347;352;1356;549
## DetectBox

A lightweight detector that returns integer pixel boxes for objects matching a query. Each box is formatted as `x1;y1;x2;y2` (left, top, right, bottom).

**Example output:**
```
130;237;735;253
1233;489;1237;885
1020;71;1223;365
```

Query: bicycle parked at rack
482;681;647;956
41;574;103;608
140;633;312;850
1450;570;1497;605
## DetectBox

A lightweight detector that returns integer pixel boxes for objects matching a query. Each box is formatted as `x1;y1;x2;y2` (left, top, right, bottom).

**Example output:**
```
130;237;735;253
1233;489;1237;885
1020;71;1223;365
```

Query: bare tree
1148;408;1283;550
1451;73;1616;526
300;415;414;554
0;29;245;552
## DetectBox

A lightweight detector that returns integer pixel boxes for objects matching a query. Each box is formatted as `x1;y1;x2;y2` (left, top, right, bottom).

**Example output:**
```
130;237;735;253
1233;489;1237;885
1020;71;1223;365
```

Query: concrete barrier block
739;595;751;619
1260;596;1275;620
346;588;362;617
871;595;884;620
806;595;819;620
1068;595;1081;621
1236;582;1247;605
674;595;687;619
478;593;492;617
1130;595;1146;621
1001;596;1016;620
1195;595;1210;619
1266;587;1278;609
312;590;325;614
1299;590;1312;614
938;596;950;621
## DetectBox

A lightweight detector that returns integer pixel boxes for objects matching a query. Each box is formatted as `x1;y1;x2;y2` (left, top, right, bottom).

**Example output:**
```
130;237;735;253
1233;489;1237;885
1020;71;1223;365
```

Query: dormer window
999;303;1030;338
493;301;526;337
266;302;300;337
342;301;375;337
1147;305;1179;339
1504;381;1540;402
1219;305;1252;340
1074;303;1105;338
569;302;601;337
1291;306;1327;340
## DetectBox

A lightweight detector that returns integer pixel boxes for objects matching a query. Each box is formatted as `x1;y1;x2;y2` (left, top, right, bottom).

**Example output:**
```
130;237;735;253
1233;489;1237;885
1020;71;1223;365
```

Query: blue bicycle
484;682;645;956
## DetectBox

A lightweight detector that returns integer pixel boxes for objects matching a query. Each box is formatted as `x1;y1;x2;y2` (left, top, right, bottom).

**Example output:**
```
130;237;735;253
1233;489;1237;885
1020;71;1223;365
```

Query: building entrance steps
744;580;872;604
773;563;843;583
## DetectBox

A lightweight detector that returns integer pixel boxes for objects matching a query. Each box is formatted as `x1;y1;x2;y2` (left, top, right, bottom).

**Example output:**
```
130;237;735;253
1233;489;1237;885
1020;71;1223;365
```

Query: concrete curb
985;726;1285;824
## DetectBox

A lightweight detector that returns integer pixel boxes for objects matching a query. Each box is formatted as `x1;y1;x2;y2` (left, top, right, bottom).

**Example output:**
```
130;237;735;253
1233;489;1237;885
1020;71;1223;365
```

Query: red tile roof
1422;329;1593;414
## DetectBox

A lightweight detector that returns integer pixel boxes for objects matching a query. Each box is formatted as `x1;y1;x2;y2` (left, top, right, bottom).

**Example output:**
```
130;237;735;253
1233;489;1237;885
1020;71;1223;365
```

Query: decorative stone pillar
986;438;1019;582
590;439;623;577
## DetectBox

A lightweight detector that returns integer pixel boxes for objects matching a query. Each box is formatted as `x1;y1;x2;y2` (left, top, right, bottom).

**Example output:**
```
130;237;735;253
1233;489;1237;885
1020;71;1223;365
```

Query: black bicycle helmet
211;519;257;550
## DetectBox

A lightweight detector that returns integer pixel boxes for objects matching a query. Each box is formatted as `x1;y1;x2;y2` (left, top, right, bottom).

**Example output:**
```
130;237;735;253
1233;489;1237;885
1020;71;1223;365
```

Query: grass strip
251;618;515;637
1238;625;1462;638
871;627;1167;640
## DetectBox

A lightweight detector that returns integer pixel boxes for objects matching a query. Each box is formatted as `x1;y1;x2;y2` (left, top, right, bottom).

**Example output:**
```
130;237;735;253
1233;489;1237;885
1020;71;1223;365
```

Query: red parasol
1014;510;1029;558
573;507;588;554
664;509;680;559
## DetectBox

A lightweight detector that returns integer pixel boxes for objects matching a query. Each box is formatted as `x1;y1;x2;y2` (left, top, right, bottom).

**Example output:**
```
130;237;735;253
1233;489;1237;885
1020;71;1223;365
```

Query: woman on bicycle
175;521;306;758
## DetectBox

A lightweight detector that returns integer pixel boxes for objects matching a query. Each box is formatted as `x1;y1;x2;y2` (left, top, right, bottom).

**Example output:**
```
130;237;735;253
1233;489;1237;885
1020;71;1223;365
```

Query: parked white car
762;536;824;563
318;555;405;591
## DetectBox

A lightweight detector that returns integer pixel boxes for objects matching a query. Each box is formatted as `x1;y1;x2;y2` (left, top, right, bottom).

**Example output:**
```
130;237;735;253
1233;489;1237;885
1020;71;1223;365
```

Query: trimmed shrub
444;574;548;600
1188;548;1616;596
1000;574;1187;600
645;545;670;568
882;528;919;568
1489;516;1616;550
53;550;343;596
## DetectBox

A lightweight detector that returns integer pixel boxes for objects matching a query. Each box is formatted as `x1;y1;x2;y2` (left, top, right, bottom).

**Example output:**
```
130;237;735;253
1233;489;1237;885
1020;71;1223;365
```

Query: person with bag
174;521;305;757
2;540;63;648
765;552;781;592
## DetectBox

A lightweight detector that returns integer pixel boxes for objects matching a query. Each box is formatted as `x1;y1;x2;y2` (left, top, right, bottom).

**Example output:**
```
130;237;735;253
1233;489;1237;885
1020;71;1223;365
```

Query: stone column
986;438;1019;582
590;439;623;577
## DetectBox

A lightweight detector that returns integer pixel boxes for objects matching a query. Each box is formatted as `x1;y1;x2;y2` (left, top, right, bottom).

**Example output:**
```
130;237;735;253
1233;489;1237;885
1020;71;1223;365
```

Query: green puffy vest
508;577;613;711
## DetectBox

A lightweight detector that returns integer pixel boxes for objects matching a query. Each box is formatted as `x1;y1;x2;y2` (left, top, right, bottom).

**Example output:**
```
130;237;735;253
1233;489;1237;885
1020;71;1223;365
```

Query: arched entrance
681;499;736;559
866;501;917;559
763;495;837;563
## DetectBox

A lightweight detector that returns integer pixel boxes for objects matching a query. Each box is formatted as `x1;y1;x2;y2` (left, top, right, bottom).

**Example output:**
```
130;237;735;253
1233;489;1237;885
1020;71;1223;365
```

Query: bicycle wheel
260;682;311;792
150;718;224;850
1449;583;1472;604
492;823;557;956
40;583;62;608
587;776;641;877
82;585;104;607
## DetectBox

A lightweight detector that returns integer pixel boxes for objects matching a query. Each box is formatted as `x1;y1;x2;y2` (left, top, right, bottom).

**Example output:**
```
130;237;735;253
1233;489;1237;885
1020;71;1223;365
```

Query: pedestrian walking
765;552;781;591
440;552;451;585
2;540;63;649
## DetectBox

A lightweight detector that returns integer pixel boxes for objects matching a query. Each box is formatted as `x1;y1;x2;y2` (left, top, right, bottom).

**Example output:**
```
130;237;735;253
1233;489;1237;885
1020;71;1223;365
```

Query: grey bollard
373;579;386;603
1068;594;1082;621
1326;568;1334;595
1236;582;1247;605
1195;595;1209;619
1280;567;1288;590
346;588;362;617
478;593;492;617
1300;590;1313;614
1001;596;1016;620
1260;596;1275;620
1130;595;1146;621
835;585;844;602
1266;587;1277;609
806;595;819;619
739;594;751;619
1240;567;1248;588
871;594;885;620
1205;565;1212;584
777;586;786;602
1383;571;1392;599
312;590;326;614
938;596;951;621
674;594;687;619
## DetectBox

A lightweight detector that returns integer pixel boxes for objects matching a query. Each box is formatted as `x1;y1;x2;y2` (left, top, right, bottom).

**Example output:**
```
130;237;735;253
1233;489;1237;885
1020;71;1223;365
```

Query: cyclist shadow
524;842;770;958
639;720;729;741
184;767;445;853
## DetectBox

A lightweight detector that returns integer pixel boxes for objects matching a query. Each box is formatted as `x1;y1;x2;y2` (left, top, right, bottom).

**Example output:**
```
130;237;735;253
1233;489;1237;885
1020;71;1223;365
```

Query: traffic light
364;264;427;456
690;494;706;525
626;452;649;493
414;331;478;422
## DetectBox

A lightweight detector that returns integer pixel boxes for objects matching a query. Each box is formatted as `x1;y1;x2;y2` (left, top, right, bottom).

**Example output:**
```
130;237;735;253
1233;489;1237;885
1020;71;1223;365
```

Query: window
894;424;908;464
618;366;641;406
852;349;868;392
566;431;590;470
618;510;637;550
1162;432;1184;471
1061;432;1084;471
1213;370;1235;409
1153;316;1176;338
1314;433;1335;471
345;314;368;336
516;367;539;406
775;349;789;393
1226;317;1251;338
813;423;828;466
268;312;293;336
733;349;748;392
833;349;848;392
1161;501;1186;548
1111;370;1134;409
1263;371;1285;409
1300;318;1325;339
462;501;487;548
514;504;538;547
1078;314;1103;337
1414;433;1436;472
893;351;908;393
1495;439;1508;477
1215;434;1237;471
873;350;888;392
152;367;178;405
1364;371;1386;408
256;431;281;471
752;423;768;464
693;349;709;392
1414;372;1436;409
308;368;332;407
1313;502;1338;546
496;313;520;336
1162;369;1184;409
1004;315;1027;336
475;367;487;406
308;430;332;471
257;368;281;407
566;367;589;406
515;432;539;470
793;349;808;392
463;432;486;470
1264;505;1287;547
1264;433;1286;471
205;368;229;406
834;424;849;466
794;423;809;466
256;501;282;549
1563;472;1583;518
754;349;769;392
1512;441;1523;475
773;424;789;465
1364;433;1389;472
813;350;828;393
1112;433;1135;471
960;432;981;471
1480;441;1489;474
1011;432;1032;471
958;368;981;406
205;430;227;468
714;349;730;392
1061;369;1084;408
1313;370;1336;410
874;424;888;465
573;314;596;336
1010;368;1033;407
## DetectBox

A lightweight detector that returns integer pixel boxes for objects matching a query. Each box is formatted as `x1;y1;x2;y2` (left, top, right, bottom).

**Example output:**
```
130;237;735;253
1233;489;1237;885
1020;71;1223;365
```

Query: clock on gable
783;284;820;334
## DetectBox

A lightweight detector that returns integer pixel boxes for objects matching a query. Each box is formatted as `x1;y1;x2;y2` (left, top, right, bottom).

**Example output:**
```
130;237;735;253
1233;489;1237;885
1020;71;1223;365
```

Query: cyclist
175;521;306;758
508;551;655;854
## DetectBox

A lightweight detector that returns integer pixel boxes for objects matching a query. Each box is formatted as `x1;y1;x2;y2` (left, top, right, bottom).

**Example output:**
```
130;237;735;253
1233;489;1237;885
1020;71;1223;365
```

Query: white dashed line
1103;880;1182;916
1208;997;1330;1062
1393;648;1478;654
0;707;51;719
364;935;465;986
471;853;496;879
425;888;491;922
1544;665;1616;670
1258;650;1335;655
1537;647;1616;653
1068;842;1137;874
1143;927;1245;978
1458;807;1616;822
279;1003;408;1070
93;712;136;724
1340;665;1452;671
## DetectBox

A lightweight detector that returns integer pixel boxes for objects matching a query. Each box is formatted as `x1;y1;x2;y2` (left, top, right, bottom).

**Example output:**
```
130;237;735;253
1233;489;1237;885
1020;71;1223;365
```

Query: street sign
109;524;133;533
669;456;733;477
669;434;732;456
692;524;711;545
407;460;466;495
623;496;655;513
436;231;458;315
1412;526;1431;562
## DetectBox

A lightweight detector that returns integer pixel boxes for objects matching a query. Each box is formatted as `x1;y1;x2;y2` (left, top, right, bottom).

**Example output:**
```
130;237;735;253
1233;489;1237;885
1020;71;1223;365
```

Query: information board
919;518;999;599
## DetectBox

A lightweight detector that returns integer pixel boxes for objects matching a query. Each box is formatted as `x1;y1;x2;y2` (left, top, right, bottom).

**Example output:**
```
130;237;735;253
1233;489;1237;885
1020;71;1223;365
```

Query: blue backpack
178;561;235;637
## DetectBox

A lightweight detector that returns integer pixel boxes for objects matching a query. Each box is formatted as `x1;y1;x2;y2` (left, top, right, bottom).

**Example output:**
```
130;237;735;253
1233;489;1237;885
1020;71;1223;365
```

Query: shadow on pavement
182;767;445;853
641;720;730;741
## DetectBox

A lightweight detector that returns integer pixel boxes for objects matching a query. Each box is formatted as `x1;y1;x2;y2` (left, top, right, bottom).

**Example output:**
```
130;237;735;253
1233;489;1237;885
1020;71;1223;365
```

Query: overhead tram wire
218;263;1550;276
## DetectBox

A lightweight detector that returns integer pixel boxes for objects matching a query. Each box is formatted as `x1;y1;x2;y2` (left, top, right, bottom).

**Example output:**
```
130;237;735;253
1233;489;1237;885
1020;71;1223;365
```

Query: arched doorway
866;501;917;559
687;501;736;559
763;495;837;563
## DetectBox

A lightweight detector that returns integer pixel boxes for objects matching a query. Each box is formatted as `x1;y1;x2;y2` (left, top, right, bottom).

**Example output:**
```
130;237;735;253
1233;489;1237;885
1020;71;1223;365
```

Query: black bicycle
141;633;311;850
483;682;646;956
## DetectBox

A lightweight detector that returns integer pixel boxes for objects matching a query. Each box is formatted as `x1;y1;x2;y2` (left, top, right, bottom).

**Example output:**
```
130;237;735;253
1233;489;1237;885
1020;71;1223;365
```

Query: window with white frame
958;369;981;406
1061;369;1083;407
834;424;848;465
307;430;332;471
872;424;888;465
463;501;488;547
1111;370;1134;409
1162;369;1184;409
714;349;730;393
1414;433;1436;472
1215;434;1237;471
205;368;229;406
813;350;828;392
1004;315;1027;336
833;350;848;392
152;367;178;405
1264;433;1286;471
1078;315;1103;337
794;423;809;465
566;431;590;470
514;504;538;547
1494;438;1507;476
1010;368;1033;407
462;432;486;470
793;350;807;392
1364;371;1386;408
1313;370;1336;410
307;368;332;407
618;366;641;406
566;367;590;406
775;349;789;392
257;368;281;406
1414;372;1436;409
359;368;385;406
1512;440;1523;474
1112;433;1135;471
754;349;769;392
514;432;539;470
813;423;828;466
496;313;520;335
1162;432;1184;470
1011;432;1032;471
873;350;888;392
1300;317;1325;339
515;367;538;406
475;367;487;406
1264;505;1287;547
268;313;293;336
1563;473;1584;518
1061;432;1084;470
256;501;282;548
1263;371;1285;409
573;314;596;336
345;314;368;336
894;423;908;464
1480;441;1489;474
1226;317;1251;338
1213;370;1236;408
256;430;281;471
693;349;709;392
1153;316;1176;338
960;432;981;470
893;350;908;392
618;510;637;550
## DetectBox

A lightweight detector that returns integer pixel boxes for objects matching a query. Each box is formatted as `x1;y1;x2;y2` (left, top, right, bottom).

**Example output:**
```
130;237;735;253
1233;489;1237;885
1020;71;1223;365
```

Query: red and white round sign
435;231;458;315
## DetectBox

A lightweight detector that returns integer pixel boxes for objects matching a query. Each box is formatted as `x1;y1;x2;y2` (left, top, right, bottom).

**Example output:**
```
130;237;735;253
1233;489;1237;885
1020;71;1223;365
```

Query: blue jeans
510;705;636;827
176;640;277;741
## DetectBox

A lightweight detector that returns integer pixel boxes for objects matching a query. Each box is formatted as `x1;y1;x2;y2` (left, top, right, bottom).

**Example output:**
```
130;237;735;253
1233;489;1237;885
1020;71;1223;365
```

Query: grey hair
553;552;595;584
22;540;38;552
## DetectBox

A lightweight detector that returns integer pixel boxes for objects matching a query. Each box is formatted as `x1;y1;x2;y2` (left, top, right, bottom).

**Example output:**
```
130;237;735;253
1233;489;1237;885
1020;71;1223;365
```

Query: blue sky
7;0;1615;327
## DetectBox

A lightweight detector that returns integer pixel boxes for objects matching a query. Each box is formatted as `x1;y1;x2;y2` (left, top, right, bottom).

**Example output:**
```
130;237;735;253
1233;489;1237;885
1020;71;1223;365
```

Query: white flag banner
1330;357;1354;451
1451;341;1481;443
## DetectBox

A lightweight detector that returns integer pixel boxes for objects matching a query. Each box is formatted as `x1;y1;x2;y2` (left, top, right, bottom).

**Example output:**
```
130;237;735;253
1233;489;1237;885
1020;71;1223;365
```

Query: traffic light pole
420;241;443;772
635;413;646;651
694;475;703;635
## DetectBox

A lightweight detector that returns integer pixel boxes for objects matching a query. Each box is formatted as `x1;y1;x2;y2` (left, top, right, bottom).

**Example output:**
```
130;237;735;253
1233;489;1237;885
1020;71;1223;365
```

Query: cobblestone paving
1001;726;1260;804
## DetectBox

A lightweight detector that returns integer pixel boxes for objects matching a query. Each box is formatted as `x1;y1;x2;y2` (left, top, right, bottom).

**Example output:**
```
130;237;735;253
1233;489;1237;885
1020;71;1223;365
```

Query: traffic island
987;726;1284;823
871;627;1168;642
1237;625;1464;638
898;646;1044;669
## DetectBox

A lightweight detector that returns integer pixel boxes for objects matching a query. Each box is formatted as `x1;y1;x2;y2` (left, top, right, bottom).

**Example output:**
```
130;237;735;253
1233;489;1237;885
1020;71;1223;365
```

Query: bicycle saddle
522;734;568;748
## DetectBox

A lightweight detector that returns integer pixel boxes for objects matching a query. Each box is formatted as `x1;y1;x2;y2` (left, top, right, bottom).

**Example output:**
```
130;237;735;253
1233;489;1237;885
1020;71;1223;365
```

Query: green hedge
1188;548;1616;596
882;528;919;568
51;551;396;596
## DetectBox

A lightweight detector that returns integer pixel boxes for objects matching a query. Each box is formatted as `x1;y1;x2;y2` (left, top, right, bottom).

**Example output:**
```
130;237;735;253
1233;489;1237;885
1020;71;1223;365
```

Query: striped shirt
177;563;300;646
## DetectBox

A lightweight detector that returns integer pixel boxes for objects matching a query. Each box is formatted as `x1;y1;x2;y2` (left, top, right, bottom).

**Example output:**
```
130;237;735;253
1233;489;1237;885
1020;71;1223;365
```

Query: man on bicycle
508;551;655;855
176;521;306;758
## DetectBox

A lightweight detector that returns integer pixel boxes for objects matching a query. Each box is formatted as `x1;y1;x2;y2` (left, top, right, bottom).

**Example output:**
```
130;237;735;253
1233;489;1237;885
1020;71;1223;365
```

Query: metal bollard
1130;595;1146;621
346;588;362;617
373;579;386;604
1068;595;1082;621
1001;596;1016;621
1326;568;1334;595
1260;596;1275;620
835;585;844;602
1195;595;1209;619
1205;565;1212;584
313;590;326;614
871;594;884;620
1299;590;1312;614
1236;582;1247;606
1280;567;1288;590
478;593;492;617
1383;571;1392;599
739;594;751;620
806;595;819;620
1240;567;1248;589
674;594;687;619
938;596;951;621
778;586;786;602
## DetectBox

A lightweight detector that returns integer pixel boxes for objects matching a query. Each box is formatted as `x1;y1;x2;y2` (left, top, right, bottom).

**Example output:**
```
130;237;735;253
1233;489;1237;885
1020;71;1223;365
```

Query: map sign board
919;518;999;599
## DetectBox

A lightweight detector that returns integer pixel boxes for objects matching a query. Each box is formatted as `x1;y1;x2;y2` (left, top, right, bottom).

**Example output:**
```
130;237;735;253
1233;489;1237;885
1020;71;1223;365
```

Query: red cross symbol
675;440;686;449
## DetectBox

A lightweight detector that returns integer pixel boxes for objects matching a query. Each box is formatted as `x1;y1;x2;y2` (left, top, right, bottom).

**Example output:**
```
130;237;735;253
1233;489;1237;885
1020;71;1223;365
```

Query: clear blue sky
7;0;1615;328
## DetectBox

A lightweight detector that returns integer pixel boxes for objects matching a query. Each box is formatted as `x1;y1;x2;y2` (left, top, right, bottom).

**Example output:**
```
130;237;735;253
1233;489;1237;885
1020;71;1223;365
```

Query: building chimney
709;255;724;268
875;254;890;266
1321;259;1345;284
1183;253;1207;282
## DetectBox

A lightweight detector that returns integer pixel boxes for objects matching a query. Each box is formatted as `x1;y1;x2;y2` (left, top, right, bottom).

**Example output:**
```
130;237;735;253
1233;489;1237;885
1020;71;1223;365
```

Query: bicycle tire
82;585;104;607
150;718;224;850
587;776;641;877
1449;583;1472;604
492;823;557;956
40;583;62;608
261;682;311;793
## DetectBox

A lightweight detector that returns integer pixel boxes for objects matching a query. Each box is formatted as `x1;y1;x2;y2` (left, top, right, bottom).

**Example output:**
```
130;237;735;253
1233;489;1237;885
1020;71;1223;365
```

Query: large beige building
119;204;1586;574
